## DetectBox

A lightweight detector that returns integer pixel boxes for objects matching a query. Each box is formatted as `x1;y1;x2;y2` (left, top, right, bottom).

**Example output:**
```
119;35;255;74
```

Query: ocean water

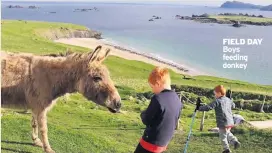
2;2;272;85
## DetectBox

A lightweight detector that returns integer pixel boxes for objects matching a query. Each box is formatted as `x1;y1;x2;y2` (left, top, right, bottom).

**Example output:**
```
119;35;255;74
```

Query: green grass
209;15;272;23
2;97;272;153
1;20;88;54
1;20;272;153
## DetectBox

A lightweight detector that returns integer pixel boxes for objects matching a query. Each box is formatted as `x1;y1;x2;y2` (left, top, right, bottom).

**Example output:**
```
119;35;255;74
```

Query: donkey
1;46;122;153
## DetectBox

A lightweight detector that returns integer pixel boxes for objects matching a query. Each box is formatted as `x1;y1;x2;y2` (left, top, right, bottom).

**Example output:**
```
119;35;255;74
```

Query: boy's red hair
148;67;170;85
214;85;226;96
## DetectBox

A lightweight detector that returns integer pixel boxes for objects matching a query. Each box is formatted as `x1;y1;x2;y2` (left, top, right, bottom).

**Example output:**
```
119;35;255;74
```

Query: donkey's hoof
44;148;55;153
33;138;43;147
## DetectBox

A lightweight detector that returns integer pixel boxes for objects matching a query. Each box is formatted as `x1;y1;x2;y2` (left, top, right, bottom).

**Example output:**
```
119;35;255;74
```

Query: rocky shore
55;38;200;75
218;13;264;18
108;45;189;72
175;13;272;26
40;27;102;40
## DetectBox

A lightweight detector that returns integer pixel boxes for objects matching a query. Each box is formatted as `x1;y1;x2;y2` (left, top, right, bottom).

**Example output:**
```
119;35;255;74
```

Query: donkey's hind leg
31;114;43;147
38;110;55;153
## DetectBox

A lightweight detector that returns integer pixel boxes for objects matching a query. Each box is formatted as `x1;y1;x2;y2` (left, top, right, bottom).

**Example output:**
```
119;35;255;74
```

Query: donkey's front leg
38;111;55;153
31;114;43;147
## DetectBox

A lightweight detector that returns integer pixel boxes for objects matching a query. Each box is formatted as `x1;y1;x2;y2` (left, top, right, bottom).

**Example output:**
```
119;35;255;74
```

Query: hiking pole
183;97;201;153
226;84;232;99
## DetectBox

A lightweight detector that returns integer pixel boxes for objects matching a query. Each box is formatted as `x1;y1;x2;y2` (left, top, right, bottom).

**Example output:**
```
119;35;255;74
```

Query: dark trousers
134;143;154;153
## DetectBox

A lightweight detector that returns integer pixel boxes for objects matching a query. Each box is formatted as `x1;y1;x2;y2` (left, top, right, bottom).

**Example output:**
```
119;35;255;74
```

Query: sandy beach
55;38;203;76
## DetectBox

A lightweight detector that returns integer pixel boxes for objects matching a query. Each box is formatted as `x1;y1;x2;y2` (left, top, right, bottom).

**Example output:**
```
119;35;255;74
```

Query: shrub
171;85;272;101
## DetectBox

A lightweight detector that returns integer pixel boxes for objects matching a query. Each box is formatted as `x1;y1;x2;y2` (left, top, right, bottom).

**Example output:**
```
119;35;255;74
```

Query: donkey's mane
43;46;104;64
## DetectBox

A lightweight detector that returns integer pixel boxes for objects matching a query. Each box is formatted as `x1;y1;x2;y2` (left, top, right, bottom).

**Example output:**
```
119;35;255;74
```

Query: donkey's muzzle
115;101;122;109
107;100;121;113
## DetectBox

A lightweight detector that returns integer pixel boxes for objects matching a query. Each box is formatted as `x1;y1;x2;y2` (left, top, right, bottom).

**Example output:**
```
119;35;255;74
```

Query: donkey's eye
93;76;102;82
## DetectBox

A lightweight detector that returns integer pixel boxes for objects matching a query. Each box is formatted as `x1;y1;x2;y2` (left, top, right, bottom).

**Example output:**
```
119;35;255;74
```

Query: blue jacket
140;89;182;146
199;96;235;128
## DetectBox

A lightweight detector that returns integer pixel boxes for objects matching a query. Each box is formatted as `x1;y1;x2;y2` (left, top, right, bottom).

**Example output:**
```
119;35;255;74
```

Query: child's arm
199;100;218;111
140;96;161;126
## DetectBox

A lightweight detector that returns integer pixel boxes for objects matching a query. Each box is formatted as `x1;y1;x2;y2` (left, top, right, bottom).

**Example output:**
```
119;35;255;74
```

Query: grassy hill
1;20;272;153
209;15;272;23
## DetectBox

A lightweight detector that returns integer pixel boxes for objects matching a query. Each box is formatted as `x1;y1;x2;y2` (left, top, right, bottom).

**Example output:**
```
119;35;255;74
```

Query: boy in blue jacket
134;67;182;153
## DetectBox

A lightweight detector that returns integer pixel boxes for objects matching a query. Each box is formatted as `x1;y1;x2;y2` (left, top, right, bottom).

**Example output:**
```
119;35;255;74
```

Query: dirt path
248;120;272;129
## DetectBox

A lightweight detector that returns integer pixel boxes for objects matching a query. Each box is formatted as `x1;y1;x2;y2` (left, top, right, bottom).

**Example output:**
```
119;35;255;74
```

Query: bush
171;85;272;101
234;99;272;113
171;84;272;113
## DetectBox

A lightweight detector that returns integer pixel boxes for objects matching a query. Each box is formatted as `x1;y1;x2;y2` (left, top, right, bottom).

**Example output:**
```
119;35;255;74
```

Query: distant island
260;5;272;11
7;5;40;9
221;1;272;11
73;7;98;12
221;1;262;9
176;13;272;27
148;15;162;21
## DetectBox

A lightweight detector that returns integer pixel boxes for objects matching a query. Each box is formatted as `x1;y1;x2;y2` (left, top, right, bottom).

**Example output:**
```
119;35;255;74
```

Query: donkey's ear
95;48;111;63
87;46;111;63
86;45;102;62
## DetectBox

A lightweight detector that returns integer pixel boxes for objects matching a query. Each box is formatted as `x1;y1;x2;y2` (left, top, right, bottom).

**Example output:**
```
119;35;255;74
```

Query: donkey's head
76;46;121;113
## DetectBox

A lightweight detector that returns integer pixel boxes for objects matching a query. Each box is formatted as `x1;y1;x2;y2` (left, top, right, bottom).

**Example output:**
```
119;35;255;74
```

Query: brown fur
1;46;121;153
43;48;73;57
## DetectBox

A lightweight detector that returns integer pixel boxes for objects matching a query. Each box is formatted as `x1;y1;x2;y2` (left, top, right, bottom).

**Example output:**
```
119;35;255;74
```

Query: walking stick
226;84;232;99
183;98;201;153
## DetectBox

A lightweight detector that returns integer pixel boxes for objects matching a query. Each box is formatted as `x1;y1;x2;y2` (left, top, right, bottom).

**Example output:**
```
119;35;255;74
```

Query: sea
2;1;272;85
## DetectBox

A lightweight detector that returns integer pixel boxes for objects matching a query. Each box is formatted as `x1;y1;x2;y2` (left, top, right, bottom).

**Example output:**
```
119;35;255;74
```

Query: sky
2;0;272;6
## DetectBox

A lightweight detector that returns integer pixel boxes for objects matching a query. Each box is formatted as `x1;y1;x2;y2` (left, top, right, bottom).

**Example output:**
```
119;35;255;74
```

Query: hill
220;1;263;9
261;5;272;11
1;20;272;153
220;1;272;11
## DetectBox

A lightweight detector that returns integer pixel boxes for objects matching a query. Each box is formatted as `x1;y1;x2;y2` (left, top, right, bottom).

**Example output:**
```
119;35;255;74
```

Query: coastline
54;38;204;76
